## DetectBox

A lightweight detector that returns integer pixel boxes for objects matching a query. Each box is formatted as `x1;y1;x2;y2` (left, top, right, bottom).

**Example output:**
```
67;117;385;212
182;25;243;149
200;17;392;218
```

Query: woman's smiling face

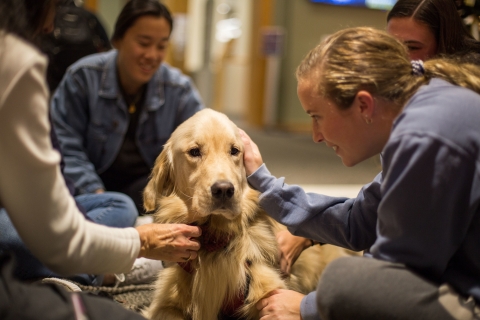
114;15;171;94
297;76;395;167
297;79;368;167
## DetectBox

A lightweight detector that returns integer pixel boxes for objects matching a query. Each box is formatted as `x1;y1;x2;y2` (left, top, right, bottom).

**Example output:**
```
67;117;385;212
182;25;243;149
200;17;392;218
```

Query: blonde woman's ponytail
424;59;480;95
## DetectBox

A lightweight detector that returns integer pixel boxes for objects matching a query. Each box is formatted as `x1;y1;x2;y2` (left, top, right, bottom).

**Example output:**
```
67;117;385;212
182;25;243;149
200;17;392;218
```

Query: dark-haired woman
0;0;201;317
387;0;480;61
51;0;204;214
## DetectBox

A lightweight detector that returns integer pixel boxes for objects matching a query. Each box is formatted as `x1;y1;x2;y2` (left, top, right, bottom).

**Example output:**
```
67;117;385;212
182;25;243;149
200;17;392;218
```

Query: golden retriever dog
143;109;356;320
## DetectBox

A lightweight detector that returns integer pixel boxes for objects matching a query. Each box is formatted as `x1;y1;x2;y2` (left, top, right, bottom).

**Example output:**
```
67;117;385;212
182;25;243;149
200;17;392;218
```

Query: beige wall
97;0;129;37
95;1;390;130
275;1;389;131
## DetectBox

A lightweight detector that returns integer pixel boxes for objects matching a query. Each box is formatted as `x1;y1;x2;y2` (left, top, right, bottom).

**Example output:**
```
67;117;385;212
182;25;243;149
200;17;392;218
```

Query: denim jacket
51;50;204;194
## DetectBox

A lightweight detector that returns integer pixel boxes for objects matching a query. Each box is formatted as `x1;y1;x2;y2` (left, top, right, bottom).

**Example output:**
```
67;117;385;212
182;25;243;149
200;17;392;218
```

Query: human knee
316;257;361;318
316;257;393;319
109;192;139;226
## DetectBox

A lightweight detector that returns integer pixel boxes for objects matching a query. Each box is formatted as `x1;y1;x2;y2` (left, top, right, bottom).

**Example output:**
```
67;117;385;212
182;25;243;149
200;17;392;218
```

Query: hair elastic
411;60;425;76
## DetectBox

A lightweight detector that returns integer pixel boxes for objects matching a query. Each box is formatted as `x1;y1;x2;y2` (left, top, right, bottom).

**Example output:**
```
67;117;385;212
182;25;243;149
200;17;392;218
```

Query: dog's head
144;109;257;223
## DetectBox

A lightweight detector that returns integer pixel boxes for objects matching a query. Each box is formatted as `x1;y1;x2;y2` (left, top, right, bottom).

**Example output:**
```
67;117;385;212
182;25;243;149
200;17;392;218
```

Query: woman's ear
354;90;375;120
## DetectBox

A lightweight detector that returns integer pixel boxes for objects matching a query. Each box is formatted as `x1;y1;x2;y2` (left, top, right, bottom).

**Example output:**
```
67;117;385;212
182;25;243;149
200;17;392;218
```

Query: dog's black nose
211;181;235;200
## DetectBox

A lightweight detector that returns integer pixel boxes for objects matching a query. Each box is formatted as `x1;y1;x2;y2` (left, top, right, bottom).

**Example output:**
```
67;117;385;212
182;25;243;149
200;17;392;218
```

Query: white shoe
114;258;164;286
134;215;154;227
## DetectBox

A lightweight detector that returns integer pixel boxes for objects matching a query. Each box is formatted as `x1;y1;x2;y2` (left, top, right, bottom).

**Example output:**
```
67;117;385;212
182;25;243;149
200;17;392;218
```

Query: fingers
182;250;193;262
185;237;201;252
276;231;308;275
175;225;201;261
180;224;201;250
258;290;305;318
182;225;201;253
238;128;248;138
184;225;202;238
159;247;198;263
279;255;291;275
256;297;269;311
178;250;198;263
239;129;258;154
256;290;281;310
135;223;202;261
239;128;263;176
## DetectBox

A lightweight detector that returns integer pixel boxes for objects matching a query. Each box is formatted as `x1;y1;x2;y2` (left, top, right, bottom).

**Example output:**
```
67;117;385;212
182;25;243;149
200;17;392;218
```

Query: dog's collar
177;260;195;274
186;220;234;253
199;224;233;252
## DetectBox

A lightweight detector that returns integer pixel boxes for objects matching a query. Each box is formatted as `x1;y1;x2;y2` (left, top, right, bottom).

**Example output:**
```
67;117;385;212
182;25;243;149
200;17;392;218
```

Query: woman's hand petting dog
277;230;314;275
135;223;201;262
257;289;305;320
239;129;263;176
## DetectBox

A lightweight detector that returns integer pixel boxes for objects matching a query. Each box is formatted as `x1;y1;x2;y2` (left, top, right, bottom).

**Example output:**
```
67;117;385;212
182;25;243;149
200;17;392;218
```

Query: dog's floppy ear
143;141;176;212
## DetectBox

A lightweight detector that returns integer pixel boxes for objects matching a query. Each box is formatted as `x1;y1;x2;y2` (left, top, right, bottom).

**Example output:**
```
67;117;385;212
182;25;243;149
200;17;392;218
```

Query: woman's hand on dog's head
135;223;201;262
238;129;264;176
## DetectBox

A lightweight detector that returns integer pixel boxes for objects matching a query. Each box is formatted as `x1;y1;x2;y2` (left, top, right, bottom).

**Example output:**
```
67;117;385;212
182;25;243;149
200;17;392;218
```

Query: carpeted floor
111;285;154;313
74;281;155;314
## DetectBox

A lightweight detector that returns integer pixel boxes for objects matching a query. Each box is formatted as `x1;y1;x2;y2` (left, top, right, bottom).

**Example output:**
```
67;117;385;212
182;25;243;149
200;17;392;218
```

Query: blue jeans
75;192;138;228
0;192;138;285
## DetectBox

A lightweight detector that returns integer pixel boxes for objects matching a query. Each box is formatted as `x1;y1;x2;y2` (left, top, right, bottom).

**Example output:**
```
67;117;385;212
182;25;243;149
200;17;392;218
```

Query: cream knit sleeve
0;34;140;275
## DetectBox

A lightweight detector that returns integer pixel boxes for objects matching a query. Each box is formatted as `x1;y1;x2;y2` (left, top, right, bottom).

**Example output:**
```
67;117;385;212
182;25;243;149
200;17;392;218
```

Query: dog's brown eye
230;147;240;156
189;148;201;157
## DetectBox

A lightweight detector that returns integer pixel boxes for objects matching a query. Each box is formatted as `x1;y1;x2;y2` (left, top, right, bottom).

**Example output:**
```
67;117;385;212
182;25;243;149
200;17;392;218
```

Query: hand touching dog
256;289;305;320
276;230;313;275
135;224;201;262
239;129;263;176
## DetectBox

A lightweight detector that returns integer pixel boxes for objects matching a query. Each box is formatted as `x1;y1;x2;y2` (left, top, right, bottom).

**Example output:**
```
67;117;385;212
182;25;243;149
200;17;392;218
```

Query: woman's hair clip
411;60;425;76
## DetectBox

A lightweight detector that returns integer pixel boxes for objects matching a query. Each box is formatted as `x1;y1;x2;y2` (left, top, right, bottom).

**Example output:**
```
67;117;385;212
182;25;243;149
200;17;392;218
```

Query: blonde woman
242;27;480;319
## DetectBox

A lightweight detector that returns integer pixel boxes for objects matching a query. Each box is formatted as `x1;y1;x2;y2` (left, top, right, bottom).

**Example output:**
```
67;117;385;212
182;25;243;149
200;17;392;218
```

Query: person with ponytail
241;27;480;319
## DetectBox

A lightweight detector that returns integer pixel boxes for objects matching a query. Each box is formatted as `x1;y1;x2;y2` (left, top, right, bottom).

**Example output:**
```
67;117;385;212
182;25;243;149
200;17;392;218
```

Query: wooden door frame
247;0;274;127
84;0;97;12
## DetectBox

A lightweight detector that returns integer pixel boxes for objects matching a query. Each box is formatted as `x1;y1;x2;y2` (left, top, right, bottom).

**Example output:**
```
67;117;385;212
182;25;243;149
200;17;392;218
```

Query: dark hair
0;0;54;43
111;0;173;42
387;0;480;57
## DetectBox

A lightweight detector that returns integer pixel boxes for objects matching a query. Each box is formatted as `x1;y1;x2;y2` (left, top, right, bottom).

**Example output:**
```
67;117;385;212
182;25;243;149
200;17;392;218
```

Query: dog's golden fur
143;109;355;320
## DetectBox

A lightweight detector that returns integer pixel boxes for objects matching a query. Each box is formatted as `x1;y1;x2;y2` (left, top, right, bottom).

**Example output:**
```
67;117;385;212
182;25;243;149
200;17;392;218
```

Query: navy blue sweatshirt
248;79;480;319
